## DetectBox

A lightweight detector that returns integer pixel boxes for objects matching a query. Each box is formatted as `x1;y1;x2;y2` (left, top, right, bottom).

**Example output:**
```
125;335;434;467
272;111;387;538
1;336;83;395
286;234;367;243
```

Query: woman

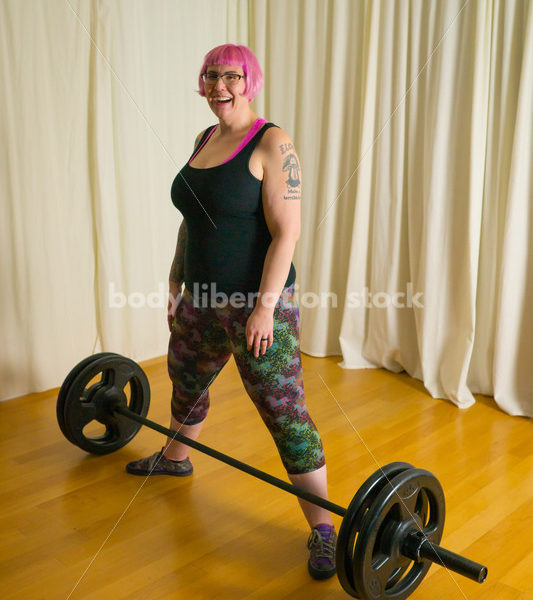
126;44;337;580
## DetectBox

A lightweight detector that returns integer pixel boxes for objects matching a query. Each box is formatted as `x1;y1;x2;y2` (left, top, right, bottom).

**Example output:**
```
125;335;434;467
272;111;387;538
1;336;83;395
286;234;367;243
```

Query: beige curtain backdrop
1;0;531;417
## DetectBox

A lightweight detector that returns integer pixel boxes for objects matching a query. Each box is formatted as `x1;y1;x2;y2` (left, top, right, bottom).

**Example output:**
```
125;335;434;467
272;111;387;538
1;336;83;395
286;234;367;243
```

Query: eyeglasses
201;72;245;86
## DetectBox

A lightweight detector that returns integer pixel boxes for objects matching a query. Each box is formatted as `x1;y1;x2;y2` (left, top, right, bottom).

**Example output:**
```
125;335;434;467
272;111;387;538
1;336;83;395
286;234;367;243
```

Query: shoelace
307;529;336;559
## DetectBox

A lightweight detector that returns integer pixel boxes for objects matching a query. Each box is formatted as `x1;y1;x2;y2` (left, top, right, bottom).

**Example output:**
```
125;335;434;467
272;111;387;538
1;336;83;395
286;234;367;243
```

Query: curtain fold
490;0;533;414
0;0;96;400
1;0;531;415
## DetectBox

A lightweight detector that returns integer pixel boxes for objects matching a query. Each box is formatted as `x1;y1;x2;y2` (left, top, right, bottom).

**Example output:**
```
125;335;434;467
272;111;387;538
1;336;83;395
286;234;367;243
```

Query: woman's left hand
246;307;274;357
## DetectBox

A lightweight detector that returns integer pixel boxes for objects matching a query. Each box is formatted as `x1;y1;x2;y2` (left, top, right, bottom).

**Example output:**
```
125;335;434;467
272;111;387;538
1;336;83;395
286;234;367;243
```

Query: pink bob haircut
197;44;264;102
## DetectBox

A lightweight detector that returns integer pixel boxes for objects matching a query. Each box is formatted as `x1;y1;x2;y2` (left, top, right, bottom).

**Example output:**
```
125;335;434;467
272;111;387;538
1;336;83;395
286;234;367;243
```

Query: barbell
57;352;488;599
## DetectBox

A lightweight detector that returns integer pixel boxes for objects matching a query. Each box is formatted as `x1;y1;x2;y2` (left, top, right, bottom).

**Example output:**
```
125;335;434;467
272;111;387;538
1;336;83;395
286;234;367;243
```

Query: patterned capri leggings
167;284;325;475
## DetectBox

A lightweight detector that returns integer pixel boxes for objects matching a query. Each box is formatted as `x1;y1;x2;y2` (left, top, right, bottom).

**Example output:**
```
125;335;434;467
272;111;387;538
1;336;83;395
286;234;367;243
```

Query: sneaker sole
125;465;193;477
308;561;336;580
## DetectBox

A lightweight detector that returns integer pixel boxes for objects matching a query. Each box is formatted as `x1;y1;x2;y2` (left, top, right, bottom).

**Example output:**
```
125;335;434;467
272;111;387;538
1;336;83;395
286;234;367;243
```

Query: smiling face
203;64;248;117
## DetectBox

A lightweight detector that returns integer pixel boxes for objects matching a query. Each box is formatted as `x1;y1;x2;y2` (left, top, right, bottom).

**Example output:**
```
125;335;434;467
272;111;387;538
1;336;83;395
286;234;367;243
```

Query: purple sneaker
126;448;193;477
307;524;337;579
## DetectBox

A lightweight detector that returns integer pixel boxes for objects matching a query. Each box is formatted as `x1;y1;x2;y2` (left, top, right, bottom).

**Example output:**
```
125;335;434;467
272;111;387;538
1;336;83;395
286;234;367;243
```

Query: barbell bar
57;353;488;599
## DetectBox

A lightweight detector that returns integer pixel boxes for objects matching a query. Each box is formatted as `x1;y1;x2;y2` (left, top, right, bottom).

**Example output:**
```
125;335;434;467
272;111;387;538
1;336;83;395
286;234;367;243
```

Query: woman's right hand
168;280;183;332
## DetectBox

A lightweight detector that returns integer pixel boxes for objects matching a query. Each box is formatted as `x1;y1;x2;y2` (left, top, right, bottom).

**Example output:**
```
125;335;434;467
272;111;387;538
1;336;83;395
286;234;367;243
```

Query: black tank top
170;122;297;297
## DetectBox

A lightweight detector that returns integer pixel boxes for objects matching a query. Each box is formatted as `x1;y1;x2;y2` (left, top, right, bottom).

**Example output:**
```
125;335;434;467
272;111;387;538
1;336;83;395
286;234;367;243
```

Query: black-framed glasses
201;72;245;86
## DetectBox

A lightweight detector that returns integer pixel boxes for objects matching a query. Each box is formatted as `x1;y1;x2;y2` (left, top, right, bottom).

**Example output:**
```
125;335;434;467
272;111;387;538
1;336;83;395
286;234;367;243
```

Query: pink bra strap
222;118;267;164
188;118;267;165
188;126;218;164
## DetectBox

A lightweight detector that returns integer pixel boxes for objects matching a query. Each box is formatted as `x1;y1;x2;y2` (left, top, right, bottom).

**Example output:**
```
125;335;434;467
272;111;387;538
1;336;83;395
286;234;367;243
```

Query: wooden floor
1;354;532;600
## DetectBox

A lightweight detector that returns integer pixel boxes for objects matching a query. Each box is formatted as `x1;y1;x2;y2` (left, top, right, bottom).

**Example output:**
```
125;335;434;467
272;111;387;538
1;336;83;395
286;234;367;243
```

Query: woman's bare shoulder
259;125;295;156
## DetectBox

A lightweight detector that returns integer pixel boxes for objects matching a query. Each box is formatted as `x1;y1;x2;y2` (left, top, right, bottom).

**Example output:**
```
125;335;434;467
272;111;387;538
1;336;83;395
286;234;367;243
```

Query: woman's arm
167;219;187;331
246;128;302;355
169;129;205;283
167;130;205;330
257;128;301;308
169;219;187;286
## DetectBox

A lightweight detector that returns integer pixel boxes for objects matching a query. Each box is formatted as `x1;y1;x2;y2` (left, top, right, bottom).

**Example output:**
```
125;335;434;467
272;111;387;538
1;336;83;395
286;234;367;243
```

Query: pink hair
197;44;263;102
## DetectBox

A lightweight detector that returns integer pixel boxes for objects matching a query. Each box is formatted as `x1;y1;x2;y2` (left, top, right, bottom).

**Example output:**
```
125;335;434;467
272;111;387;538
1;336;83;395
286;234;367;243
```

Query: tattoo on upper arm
282;152;301;200
279;143;294;154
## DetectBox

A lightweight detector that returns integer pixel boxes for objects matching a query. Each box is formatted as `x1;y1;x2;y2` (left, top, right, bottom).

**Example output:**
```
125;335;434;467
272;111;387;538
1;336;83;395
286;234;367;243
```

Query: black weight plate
352;468;445;600
57;352;120;444
62;354;150;454
337;462;414;598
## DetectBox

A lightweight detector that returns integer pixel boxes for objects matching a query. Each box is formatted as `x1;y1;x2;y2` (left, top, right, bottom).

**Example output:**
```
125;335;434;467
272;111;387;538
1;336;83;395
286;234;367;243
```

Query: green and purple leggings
167;284;325;475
